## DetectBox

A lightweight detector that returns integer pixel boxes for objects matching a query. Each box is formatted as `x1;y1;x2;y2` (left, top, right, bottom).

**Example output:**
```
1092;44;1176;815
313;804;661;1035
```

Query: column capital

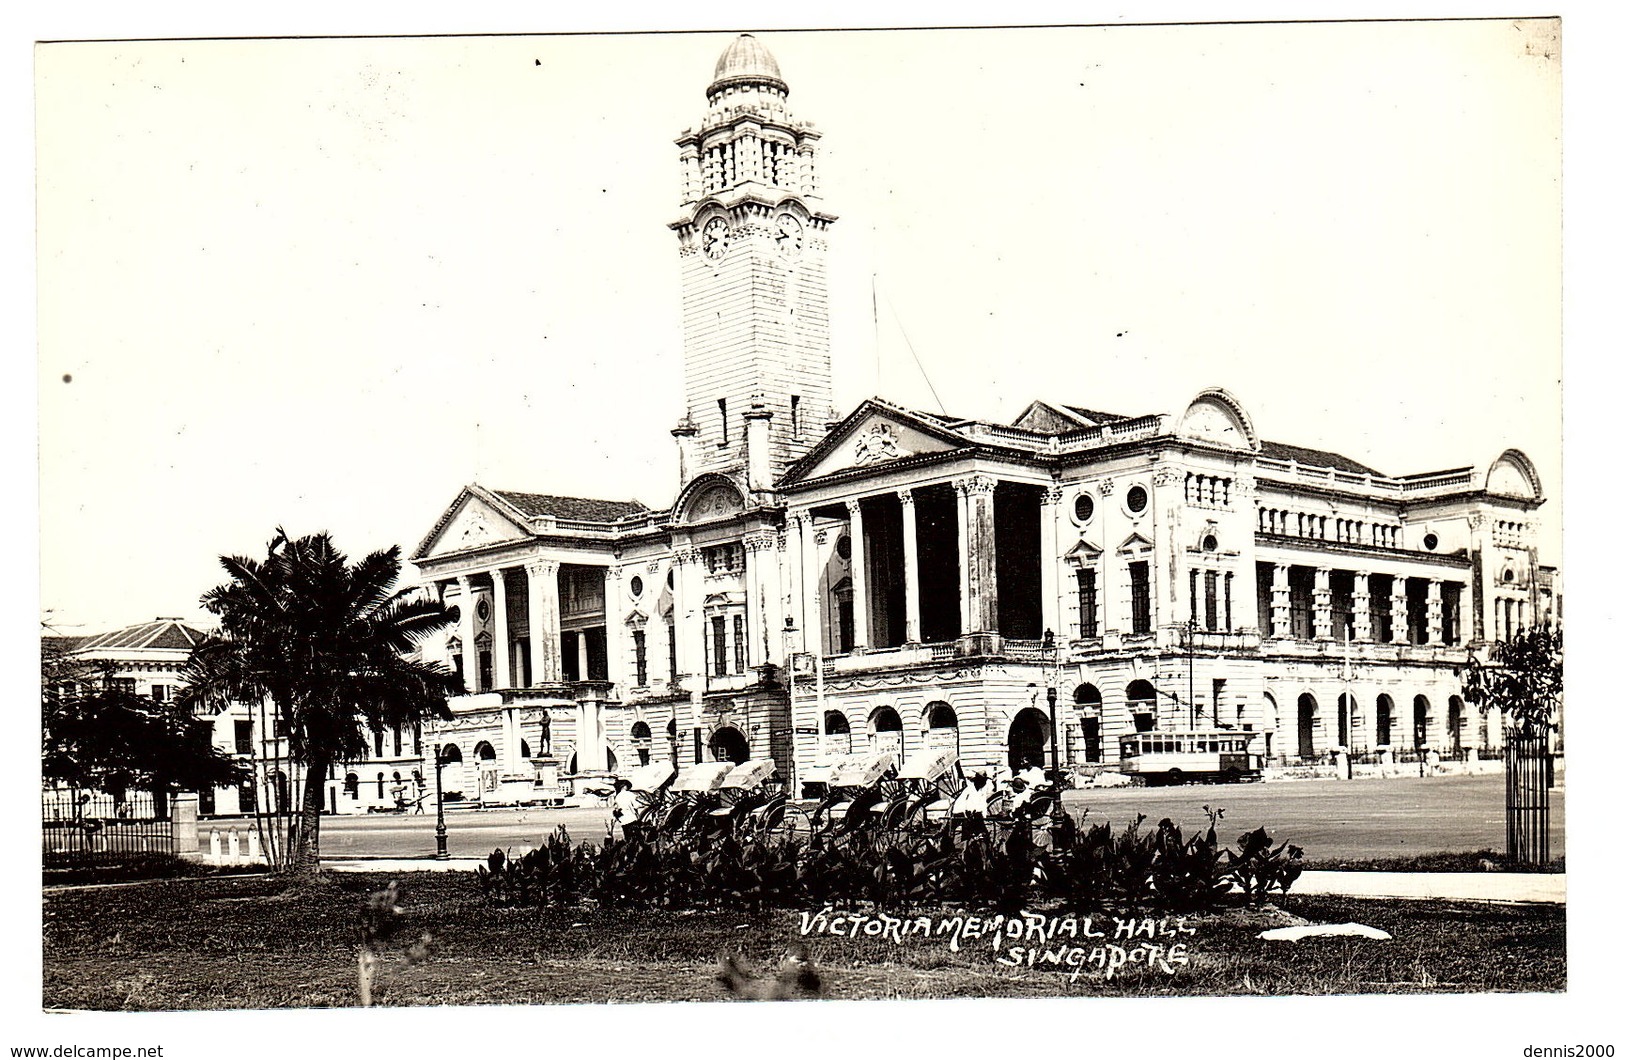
1043;485;1065;506
1097;477;1115;497
524;559;559;579
897;488;914;508
456;573;474;589
845;497;864;516
673;546;700;566
956;475;996;496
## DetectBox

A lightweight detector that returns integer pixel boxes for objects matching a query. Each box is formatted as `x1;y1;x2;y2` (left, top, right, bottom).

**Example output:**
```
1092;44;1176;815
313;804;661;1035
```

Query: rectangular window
733;614;746;673
718;398;729;446
711;616;727;677
633;629;648;686
1406;578;1429;644
1288;566;1315;639
110;677;138;695
1129;562;1151;635
1370;574;1394;642
374;729;384;759
1441;583;1462;645
1224;572;1234;631
150;684;169;703
413;722;422;757
667;619;678;682
790;394;801;439
393;726;402;758
1076;569;1098;639
478;650;493;691
1204;570;1219;631
234;719;253;756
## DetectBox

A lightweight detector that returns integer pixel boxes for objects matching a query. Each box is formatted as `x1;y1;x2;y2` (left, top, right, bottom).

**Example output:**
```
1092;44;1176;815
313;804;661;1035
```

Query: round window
1422;533;1438;552
629;575;644;597
1074;494;1095;523
836;535;852;560
476;598;491;621
1201;534;1218;552
1126;486;1149;514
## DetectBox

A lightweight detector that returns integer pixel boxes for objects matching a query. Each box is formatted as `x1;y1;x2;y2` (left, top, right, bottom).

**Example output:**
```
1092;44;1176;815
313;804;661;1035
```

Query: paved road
314;773;1562;863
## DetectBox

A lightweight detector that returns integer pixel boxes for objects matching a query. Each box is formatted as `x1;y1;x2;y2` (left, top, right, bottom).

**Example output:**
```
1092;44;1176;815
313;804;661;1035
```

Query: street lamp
433;742;449;860
1042;629;1065;848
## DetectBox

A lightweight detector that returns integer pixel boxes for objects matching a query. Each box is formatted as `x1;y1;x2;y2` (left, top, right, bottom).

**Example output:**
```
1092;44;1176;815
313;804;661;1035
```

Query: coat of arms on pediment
853;422;910;466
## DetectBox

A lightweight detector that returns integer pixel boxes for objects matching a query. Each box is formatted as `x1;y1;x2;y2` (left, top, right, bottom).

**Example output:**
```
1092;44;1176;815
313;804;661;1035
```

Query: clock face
702;217;731;261
775;213;804;259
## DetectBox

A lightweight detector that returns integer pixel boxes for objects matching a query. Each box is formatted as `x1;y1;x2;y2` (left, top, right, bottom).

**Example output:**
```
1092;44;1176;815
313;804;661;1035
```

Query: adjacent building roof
490;490;650;524
1259;440;1383;477
75;619;205;652
1060;405;1134;425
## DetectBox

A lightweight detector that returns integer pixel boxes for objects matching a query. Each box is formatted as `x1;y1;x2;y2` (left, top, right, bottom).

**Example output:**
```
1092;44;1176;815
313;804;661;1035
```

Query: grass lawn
42;870;1565;1008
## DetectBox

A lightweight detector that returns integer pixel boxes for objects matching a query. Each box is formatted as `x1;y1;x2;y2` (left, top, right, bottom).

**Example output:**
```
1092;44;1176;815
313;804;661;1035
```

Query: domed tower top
709;34;788;97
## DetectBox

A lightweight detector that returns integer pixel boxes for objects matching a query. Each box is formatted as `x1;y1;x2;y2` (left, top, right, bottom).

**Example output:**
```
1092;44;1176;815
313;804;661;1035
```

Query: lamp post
1042;629;1064;848
1187;616;1197;730
433;742;449;860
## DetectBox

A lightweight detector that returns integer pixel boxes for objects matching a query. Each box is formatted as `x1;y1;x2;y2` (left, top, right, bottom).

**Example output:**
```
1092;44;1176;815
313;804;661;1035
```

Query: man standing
611;778;647;843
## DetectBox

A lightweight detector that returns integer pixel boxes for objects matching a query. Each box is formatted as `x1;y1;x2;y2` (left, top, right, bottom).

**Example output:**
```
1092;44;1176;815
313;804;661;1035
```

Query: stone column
1352;571;1373;642
846;499;869;652
491;569;511;691
1039;486;1061;641
1270;565;1290;639
1390;578;1411;644
899;489;922;644
525;560;561;683
1425;579;1443;646
604;566;625;687
677;546;707;685
1312;568;1333;640
955;481;972;635
456;575;480;692
743;536;763;667
786;513;806;643
964;475;998;633
502;707;520;774
807;527;826;657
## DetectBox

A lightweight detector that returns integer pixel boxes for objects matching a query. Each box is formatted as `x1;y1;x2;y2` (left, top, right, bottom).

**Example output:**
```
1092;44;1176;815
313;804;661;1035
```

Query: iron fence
41;788;173;863
1505;723;1552;866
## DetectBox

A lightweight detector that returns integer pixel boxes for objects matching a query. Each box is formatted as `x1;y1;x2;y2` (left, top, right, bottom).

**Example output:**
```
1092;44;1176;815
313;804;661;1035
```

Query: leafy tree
1462;623;1563;736
43;670;246;802
180;529;460;873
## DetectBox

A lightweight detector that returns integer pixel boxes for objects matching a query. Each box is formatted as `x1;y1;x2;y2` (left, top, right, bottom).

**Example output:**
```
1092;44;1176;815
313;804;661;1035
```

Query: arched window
520;740;531;758
1007;708;1050;771
1375;695;1394;747
631;721;652;742
1074;684;1104;762
376;772;386;798
822;710;851;757
343;772;359;798
1413;695;1432;750
1297;693;1319;761
868;706;903;762
1126;680;1157;732
439;744;463;765
1448;695;1465;753
474;741;496;762
924;701;959;755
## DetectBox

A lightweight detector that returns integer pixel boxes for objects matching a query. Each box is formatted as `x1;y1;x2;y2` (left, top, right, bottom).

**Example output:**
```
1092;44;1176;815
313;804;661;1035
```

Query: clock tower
672;35;836;486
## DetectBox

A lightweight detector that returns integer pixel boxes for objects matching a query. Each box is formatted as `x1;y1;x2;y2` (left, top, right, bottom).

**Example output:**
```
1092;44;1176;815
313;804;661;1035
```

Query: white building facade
411;35;1557;801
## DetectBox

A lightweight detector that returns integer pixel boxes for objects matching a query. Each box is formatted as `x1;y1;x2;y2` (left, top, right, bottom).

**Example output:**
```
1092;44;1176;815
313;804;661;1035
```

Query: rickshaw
808;749;897;840
648;761;735;838
878;747;962;833
706;759;796;839
612;761;676;837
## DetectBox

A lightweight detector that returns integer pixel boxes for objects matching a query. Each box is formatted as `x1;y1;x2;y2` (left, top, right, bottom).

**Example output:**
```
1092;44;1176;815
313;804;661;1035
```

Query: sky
12;2;1624;1052
33;18;1565;637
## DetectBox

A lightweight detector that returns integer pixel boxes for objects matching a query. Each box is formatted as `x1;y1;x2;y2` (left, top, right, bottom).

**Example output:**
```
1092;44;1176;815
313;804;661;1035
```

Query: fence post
170;793;200;857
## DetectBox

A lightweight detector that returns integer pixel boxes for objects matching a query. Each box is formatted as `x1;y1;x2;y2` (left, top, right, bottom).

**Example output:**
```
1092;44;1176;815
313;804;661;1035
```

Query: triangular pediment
782;400;970;484
1064;538;1104;564
1117;532;1154;556
415;487;532;560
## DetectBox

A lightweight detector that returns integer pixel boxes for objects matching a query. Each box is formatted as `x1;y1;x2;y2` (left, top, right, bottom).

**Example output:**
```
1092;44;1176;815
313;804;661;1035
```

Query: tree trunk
287;749;330;875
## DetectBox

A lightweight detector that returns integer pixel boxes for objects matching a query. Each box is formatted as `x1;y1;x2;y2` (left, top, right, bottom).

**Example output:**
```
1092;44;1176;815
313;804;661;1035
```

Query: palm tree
181;529;461;872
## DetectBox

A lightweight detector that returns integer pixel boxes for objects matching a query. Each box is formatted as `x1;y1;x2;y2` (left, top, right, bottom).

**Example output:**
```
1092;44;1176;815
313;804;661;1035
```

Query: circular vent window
836;535;852;560
1126;486;1149;514
1074;494;1095;522
1422;533;1439;551
629;575;644;597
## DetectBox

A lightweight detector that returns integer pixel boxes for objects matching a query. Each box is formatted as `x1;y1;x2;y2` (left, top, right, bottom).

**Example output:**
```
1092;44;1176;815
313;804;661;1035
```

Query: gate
41;789;174;863
1504;722;1552;866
